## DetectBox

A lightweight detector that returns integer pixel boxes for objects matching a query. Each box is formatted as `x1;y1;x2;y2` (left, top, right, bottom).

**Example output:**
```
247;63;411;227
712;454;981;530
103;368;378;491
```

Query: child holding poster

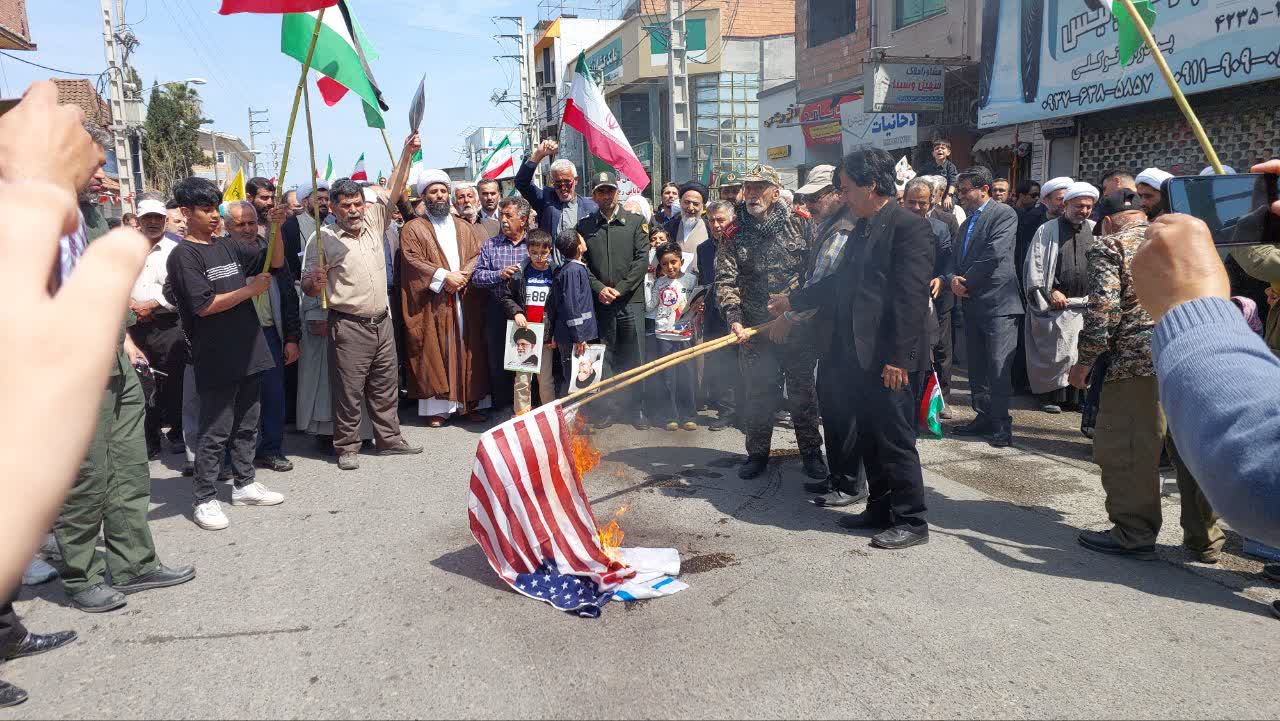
647;242;699;430
499;230;557;414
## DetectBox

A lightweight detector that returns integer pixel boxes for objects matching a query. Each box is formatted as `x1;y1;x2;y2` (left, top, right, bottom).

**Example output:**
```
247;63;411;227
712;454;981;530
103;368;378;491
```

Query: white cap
1199;165;1237;175
412;168;451;197
1136;167;1173;190
137;198;167;217
1063;181;1099;202
1041;176;1074;198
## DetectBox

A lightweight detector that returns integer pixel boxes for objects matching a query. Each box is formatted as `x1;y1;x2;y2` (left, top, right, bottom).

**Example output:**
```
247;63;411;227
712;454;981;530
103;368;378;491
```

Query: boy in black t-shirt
166;177;288;531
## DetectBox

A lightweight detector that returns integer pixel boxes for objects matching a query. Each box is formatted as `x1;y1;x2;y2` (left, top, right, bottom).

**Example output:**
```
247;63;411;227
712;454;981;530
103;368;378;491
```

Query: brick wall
796;0;870;97
0;0;31;46
1077;79;1280;183
632;0;795;37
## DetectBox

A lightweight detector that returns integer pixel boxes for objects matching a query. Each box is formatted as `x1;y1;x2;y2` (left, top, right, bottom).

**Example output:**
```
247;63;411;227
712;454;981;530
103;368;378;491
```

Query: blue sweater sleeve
1153;296;1280;547
471;241;502;289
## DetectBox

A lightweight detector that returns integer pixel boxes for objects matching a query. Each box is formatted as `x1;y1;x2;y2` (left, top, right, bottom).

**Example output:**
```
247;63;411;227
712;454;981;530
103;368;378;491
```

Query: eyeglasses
552;180;576;189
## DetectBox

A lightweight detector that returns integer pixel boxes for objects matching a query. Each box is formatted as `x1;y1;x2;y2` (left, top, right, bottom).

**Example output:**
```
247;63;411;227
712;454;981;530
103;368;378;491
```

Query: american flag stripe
468;402;633;592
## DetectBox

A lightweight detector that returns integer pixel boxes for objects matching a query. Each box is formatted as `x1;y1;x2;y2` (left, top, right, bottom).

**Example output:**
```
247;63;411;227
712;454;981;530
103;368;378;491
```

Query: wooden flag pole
1115;0;1224;174
562;323;768;411
301;81;327;310
263;6;327;273
379;128;397;169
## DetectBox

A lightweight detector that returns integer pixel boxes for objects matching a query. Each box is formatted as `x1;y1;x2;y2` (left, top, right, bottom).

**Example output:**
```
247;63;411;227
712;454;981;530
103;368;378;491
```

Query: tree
142;82;207;197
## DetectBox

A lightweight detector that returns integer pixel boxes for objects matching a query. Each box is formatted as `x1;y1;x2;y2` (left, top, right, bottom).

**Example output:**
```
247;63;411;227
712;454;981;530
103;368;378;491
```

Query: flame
597;505;628;562
569;415;601;477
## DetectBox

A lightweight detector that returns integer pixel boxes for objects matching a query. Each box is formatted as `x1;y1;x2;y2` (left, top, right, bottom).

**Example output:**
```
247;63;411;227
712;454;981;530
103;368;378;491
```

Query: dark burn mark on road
131;625;312;645
683;552;739;574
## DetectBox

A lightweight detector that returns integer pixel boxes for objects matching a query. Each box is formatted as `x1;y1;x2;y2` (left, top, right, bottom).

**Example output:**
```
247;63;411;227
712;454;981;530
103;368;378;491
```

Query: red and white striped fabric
468;402;633;591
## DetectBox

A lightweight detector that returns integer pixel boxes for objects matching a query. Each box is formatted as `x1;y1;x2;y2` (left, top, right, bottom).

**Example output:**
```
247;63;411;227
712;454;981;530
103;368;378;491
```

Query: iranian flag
479;135;517;180
317;154;333;181
563;53;650;191
220;0;335;14
282;1;387;128
350;153;367;182
918;371;945;439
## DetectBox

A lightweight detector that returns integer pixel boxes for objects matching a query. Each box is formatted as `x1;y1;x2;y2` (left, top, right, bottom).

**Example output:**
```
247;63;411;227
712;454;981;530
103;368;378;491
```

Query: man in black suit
770;147;934;550
903;176;955;417
948;166;1024;447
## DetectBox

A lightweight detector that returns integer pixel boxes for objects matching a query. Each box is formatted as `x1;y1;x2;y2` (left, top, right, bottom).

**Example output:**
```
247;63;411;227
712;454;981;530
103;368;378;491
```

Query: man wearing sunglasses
515;139;599;239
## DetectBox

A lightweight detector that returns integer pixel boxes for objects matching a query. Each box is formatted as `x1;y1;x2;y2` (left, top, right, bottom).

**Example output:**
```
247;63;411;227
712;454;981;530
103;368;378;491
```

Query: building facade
556;0;796;198
0;0;33;51
191;130;256;187
533;16;624;140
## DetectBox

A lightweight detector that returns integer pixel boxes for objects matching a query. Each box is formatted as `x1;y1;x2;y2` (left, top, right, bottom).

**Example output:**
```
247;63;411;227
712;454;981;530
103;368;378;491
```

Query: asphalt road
6;387;1278;718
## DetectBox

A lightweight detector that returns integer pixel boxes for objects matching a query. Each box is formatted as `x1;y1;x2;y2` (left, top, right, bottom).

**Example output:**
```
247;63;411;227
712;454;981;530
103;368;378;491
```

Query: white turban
1199;165;1236;175
1040;176;1074;198
1063;181;1099;202
300;179;329;200
1136;167;1173;190
412;168;451;197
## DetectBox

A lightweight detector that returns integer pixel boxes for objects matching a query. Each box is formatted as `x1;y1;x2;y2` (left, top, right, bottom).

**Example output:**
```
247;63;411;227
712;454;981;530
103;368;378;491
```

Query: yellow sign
767;145;792;160
223;169;246;203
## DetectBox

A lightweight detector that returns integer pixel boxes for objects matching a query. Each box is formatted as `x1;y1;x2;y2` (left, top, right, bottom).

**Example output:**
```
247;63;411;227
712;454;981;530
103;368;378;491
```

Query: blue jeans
655;337;695;422
258;326;286;456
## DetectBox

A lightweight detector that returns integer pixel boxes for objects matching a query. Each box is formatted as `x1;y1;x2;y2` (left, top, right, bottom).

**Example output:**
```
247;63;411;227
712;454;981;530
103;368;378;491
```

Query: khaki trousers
329;312;403;455
513;348;555;415
1093;375;1224;552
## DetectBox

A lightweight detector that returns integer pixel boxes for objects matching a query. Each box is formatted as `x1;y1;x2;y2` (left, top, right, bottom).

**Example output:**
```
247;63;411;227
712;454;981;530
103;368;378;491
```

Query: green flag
411;149;423;164
1113;0;1156;67
699;149;714;186
323;154;333;181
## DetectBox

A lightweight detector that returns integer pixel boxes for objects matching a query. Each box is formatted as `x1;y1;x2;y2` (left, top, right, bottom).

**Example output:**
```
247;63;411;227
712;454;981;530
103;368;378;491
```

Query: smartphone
1163;173;1280;247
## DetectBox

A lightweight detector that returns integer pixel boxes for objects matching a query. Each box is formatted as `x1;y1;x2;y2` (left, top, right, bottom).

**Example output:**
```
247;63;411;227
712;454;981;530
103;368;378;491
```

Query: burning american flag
467;401;634;616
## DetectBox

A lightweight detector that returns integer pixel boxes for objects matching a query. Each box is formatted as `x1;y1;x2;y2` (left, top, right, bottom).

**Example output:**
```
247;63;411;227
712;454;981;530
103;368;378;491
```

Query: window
808;0;856;47
692;73;761;179
894;0;944;29
216;151;225;164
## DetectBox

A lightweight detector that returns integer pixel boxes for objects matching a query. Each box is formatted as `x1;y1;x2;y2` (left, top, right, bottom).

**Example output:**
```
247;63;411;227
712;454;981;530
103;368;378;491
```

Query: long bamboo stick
563;323;768;411
1115;0;1224;174
301;81;327;310
263;7;327;274
379;128;397;170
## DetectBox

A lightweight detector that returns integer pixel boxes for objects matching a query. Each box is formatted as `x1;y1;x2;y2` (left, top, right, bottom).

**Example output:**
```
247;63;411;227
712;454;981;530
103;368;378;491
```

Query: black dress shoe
593;416;615;430
4;630;77;661
801;452;829;480
1264;563;1280;583
70;583;126;613
952;419;993;437
113;564;196;594
988;431;1013;448
633;415;650;431
1272;600;1280;621
0;680;27;708
708;415;731;431
254;454;295;472
803;475;834;494
1077;529;1156;560
837;511;891;531
811;489;867;507
871;526;929;549
738;456;769;479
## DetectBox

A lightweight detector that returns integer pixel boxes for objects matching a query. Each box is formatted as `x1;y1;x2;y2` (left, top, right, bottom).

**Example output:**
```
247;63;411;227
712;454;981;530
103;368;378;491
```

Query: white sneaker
231;482;285;506
194;499;230;530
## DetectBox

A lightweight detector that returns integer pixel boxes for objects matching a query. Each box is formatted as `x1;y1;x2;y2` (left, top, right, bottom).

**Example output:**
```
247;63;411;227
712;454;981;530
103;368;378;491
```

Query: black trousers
931;307;954;398
0;589;24;656
194;374;261;503
128;315;187;447
835;345;928;530
484;301;514;411
817;357;867;490
963;309;1020;431
596;302;646;419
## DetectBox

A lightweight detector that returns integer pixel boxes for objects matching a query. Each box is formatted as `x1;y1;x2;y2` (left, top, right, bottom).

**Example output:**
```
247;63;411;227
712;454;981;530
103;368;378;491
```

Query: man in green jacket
53;130;195;613
576;171;650;428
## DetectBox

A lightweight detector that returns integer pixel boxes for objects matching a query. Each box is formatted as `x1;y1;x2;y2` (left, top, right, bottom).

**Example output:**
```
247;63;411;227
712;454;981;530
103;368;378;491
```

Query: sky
1;0;557;185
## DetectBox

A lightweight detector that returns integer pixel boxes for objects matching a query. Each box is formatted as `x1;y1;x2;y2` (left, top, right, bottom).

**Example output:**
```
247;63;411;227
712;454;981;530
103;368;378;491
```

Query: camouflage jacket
1077;219;1155;382
715;201;814;327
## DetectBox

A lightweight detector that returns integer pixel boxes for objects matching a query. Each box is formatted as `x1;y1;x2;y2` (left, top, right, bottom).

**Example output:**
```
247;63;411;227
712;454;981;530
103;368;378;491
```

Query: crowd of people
4;77;1280;707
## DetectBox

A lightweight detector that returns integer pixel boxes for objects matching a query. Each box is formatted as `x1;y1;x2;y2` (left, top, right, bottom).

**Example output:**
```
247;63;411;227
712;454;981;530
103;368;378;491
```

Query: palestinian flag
220;0;335;14
282;1;387;128
918;371;944;439
479;135;517;180
563;53;650;191
350;153;367;182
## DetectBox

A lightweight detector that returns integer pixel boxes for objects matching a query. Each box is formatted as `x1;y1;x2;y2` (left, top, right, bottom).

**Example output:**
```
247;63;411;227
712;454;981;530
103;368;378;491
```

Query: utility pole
248;108;270;177
101;0;137;213
666;0;691;183
494;16;533;154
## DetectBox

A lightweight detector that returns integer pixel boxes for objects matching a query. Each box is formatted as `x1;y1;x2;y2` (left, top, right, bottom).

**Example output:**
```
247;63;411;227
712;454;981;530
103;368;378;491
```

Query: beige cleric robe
399;214;490;408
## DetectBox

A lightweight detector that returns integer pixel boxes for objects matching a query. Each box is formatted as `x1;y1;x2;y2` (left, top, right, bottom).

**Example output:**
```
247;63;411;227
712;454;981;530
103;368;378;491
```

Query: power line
155;0;231;93
0;50;102;77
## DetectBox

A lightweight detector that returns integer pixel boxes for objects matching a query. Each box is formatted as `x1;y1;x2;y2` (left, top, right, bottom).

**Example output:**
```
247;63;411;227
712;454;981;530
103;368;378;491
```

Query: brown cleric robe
399;214;490;407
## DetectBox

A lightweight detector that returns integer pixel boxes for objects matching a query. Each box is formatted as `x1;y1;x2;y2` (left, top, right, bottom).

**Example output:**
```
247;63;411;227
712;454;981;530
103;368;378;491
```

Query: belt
331;309;389;326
